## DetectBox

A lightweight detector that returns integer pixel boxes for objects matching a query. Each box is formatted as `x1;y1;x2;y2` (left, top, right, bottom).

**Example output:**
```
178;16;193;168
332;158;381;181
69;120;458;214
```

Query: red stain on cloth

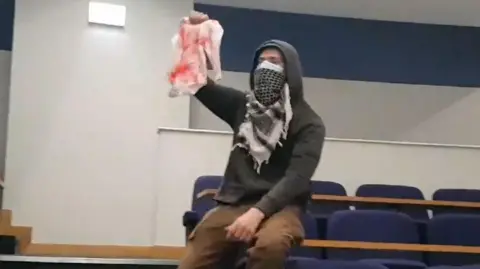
168;18;224;97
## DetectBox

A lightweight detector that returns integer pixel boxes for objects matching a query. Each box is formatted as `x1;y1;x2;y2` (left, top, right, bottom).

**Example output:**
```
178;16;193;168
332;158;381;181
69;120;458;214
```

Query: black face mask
253;61;286;107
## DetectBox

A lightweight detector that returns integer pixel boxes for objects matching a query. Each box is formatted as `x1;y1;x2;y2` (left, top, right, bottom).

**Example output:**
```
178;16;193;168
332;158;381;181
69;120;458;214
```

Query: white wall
0;51;11;177
190;71;480;145
4;0;192;245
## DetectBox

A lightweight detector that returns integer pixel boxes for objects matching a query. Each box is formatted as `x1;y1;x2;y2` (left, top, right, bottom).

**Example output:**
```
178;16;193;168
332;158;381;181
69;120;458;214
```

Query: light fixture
88;1;126;27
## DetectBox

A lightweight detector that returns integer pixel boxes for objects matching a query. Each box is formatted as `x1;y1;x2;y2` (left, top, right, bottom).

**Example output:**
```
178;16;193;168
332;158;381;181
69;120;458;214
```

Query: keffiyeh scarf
234;83;293;173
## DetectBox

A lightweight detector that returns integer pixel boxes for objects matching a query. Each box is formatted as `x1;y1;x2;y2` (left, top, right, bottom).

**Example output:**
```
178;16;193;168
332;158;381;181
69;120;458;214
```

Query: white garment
168;18;224;97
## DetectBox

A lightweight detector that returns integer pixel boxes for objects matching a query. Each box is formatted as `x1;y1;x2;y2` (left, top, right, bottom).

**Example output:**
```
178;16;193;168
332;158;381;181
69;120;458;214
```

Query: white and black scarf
234;61;293;173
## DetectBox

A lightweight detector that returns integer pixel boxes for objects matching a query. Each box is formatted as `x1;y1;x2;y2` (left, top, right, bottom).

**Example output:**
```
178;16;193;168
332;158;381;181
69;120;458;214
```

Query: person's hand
226;208;265;242
188;11;209;25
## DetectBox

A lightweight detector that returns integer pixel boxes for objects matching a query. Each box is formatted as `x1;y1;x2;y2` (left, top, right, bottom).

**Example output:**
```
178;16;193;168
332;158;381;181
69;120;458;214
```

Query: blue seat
461;265;480;269
361;259;427;269
290;213;323;259
308;181;350;242
326;210;426;269
427;214;480;266
237;257;390;269
427;265;480;269
285;257;324;269
427;265;464;269
309;181;350;216
182;175;222;238
432;189;480;216
355;184;429;246
289;259;390;269
355;184;429;221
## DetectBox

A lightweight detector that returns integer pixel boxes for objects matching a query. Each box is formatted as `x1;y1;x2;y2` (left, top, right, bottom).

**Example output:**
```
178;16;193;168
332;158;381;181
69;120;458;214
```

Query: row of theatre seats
182;176;480;269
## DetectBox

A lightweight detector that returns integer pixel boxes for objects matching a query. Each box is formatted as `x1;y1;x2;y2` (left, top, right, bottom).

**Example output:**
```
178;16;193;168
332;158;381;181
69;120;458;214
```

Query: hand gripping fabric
168;17;224;97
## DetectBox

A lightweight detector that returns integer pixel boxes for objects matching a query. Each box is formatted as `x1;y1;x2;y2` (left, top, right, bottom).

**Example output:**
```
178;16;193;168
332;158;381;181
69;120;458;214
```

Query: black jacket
195;40;326;217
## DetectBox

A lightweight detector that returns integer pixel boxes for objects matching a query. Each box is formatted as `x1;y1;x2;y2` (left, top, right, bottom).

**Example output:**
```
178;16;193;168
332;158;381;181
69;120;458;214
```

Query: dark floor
0;256;178;269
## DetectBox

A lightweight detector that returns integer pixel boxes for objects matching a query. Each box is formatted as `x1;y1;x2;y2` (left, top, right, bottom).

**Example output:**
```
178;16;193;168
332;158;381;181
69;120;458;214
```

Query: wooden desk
196;189;480;209
302;240;480;254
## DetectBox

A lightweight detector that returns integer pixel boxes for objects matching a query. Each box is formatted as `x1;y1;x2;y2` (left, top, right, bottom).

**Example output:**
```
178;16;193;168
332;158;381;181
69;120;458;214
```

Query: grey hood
249;40;304;104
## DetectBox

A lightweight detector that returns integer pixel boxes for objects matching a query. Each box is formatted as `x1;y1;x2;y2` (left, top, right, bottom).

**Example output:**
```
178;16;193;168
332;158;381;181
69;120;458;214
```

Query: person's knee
249;232;293;260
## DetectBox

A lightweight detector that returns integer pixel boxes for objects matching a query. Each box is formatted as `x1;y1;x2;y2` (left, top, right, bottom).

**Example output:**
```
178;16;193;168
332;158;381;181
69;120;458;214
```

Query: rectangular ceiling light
88;2;126;27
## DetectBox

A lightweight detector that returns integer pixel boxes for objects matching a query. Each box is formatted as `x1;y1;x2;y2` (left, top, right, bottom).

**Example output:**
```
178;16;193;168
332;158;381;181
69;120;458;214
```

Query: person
179;11;326;269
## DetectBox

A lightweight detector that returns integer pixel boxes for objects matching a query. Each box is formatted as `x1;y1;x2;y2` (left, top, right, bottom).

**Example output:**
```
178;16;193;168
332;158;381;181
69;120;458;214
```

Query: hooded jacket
195;40;326;217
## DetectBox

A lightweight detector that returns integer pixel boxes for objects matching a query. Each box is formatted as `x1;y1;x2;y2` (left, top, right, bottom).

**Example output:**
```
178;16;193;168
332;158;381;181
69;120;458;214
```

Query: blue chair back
290;213;323;259
286;259;389;269
355;184;429;220
191;175;222;217
308;181;350;216
325;210;423;261
427;214;480;266
308;181;351;242
432;189;480;215
238;257;389;269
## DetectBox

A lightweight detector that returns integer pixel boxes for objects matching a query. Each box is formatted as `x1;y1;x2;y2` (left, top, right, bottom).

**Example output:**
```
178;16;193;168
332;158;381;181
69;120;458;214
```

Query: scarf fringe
232;84;293;174
232;131;289;173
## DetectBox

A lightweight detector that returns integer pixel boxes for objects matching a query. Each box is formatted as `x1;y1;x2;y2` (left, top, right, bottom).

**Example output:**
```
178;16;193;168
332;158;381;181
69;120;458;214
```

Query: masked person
179;12;326;269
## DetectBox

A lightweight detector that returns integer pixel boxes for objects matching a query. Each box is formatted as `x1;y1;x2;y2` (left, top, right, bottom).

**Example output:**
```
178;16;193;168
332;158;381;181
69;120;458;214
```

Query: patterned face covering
233;60;293;173
253;61;286;106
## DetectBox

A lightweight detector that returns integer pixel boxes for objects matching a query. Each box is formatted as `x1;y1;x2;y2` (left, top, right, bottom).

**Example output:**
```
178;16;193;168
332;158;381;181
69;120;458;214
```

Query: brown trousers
178;205;305;269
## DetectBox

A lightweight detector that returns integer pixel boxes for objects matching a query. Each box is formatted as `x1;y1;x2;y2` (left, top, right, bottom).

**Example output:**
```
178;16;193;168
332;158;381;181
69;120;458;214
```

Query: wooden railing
196;189;480;209
301;240;480;254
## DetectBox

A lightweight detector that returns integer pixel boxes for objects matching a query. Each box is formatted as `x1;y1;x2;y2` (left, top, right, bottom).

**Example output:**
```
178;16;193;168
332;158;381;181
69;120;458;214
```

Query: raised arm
195;79;246;128
254;123;326;217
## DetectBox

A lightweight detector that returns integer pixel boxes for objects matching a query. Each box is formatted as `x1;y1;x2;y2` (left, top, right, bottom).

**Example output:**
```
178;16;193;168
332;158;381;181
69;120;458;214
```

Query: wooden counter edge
302;240;480;254
196;189;480;208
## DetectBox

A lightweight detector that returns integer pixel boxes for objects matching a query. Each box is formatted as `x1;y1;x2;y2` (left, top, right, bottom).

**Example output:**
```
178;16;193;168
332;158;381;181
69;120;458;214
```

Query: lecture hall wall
0;0;14;178
191;4;480;146
2;0;480;248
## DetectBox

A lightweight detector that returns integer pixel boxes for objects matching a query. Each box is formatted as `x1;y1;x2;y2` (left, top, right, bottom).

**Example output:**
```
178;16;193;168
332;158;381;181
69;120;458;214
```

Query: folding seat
237;256;390;269
355;184;430;245
427;214;480;266
290;213;324;259
432;189;480;216
326;210;426;269
355;184;429;221
308;181;350;241
182;175;222;238
309;181;350;217
286;259;390;269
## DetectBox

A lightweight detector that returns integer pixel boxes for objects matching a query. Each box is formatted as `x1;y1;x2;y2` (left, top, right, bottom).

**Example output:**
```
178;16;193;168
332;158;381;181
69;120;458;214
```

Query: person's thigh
246;207;305;269
178;205;247;269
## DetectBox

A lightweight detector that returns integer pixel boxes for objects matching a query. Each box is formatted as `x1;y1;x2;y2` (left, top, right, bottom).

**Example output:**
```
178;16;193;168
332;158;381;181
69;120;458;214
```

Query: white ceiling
195;0;480;27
